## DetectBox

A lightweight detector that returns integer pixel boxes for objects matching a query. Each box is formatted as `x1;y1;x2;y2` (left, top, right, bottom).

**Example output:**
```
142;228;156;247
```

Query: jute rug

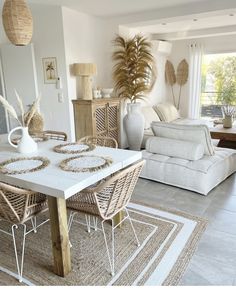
0;202;207;286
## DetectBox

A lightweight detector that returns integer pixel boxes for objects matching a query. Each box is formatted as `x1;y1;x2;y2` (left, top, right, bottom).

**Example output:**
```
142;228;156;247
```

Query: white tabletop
0;140;142;199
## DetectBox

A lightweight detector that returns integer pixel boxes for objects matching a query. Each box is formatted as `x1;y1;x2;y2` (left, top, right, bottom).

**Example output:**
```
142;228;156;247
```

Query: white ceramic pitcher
8;127;38;154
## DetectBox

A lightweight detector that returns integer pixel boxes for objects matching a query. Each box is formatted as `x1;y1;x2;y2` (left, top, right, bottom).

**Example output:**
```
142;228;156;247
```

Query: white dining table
0;139;142;277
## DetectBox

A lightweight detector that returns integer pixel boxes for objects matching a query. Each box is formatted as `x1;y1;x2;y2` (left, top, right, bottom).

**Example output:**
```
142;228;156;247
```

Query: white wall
0;4;120;141
62;7;109;140
62;7;108;95
147;51;168;106
0;4;72;138
30;4;72;139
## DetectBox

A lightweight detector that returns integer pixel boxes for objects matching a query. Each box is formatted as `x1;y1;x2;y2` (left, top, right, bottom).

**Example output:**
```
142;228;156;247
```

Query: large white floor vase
124;103;145;151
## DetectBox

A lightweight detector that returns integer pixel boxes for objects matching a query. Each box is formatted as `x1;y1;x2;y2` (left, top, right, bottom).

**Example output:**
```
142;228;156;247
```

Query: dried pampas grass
0;94;20;124
15;89;25;126
0;91;41;127
25;95;41;127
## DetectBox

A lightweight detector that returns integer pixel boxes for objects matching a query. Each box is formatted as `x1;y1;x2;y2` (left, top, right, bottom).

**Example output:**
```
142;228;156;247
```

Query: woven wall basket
2;0;33;46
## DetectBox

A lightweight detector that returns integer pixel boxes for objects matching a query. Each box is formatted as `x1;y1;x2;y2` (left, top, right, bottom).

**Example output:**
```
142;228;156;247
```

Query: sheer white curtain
188;43;204;119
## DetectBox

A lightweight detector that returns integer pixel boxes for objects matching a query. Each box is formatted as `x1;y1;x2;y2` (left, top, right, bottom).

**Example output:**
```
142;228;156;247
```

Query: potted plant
112;35;156;150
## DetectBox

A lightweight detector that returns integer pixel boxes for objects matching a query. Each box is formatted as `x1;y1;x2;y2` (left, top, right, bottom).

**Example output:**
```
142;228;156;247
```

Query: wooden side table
210;124;236;149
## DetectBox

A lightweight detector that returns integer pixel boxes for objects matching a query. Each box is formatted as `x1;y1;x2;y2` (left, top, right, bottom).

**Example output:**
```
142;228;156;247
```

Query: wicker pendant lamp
2;0;33;46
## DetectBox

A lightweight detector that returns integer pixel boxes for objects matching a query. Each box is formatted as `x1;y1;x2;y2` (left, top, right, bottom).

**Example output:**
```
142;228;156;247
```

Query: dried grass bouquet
221;105;235;117
0;90;40;127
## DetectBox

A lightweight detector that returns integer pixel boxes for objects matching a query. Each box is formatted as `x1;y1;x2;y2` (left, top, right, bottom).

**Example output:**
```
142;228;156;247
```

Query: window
201;52;236;120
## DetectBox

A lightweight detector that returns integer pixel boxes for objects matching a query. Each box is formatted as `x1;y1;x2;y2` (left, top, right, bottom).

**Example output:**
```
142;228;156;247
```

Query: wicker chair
43;130;67;141
67;160;145;276
0;182;49;282
78;135;118;148
78;135;118;229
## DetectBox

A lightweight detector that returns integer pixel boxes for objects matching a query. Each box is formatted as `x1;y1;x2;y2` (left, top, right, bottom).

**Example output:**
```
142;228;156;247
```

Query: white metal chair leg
68;212;77;248
68;211;77;232
11;224;26;283
30;216;37;233
124;208;140;247
111;219;115;275
101;219;115;276
93;217;98;231
85;215;91;233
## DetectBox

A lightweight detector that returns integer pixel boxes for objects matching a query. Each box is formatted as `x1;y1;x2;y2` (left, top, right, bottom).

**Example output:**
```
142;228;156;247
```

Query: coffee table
210;124;236;149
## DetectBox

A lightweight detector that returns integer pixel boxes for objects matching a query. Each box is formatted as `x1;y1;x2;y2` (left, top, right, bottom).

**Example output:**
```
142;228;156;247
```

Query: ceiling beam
117;0;236;26
151;24;236;40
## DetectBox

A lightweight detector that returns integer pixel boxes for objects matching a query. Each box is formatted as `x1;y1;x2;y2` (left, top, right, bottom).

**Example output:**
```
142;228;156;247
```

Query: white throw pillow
141;106;160;129
151;122;215;156
146;136;204;161
153;103;180;122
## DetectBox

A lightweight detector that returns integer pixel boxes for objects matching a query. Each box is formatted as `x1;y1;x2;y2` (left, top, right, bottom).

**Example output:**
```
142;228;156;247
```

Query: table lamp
74;63;97;100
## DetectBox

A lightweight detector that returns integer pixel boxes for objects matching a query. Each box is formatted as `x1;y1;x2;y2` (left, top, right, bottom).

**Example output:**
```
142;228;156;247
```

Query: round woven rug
0;202;207;286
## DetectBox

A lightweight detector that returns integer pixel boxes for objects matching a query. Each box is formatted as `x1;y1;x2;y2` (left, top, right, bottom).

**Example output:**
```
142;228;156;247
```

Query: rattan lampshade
74;63;97;76
2;0;33;46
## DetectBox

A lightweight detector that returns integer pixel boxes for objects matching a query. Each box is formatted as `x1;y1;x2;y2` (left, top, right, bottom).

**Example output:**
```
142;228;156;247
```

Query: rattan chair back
43;130;67;141
79;135;118;148
0;182;47;224
67;160;145;220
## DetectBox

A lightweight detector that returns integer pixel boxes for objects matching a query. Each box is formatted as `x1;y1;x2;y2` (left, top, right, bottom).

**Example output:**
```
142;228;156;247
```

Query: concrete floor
132;174;236;285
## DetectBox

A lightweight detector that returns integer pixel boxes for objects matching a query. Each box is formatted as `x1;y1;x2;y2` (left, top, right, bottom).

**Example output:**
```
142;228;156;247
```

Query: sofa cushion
173;118;211;125
141;147;236;195
151;122;215;156
153;103;180;122
141;106;160;129
146;136;204;161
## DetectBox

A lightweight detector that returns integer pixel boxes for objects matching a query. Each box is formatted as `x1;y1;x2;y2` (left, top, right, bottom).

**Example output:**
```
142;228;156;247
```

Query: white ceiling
1;0;235;39
27;0;207;18
138;13;236;34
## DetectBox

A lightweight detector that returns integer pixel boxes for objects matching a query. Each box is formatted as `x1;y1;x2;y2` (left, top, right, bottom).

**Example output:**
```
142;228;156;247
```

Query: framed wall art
42;57;58;84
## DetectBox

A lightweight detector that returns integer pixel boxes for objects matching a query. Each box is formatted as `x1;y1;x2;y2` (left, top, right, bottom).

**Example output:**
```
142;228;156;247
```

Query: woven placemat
0;157;50;175
59;155;113;173
53;142;95;154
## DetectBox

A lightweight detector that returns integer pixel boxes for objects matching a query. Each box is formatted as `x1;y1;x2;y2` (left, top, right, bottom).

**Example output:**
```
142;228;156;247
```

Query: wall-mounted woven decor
2;0;33;46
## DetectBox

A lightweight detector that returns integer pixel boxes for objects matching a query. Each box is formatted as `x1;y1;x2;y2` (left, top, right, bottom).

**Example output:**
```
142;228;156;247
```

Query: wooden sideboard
72;98;120;146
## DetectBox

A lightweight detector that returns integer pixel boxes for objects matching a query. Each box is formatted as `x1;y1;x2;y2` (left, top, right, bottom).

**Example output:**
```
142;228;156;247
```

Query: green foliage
112;35;156;103
208;56;236;105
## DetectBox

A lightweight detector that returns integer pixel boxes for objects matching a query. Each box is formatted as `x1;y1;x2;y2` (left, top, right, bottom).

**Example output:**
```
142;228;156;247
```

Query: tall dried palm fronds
176;59;188;109
165;60;176;107
112;35;156;103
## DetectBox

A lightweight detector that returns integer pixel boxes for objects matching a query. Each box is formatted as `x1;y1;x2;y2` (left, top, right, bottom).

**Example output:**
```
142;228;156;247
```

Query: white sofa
141;102;210;148
140;121;236;195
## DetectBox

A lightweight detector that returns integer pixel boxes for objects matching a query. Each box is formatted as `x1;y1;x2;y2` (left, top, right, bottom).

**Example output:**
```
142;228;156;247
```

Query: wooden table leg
48;196;71;277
